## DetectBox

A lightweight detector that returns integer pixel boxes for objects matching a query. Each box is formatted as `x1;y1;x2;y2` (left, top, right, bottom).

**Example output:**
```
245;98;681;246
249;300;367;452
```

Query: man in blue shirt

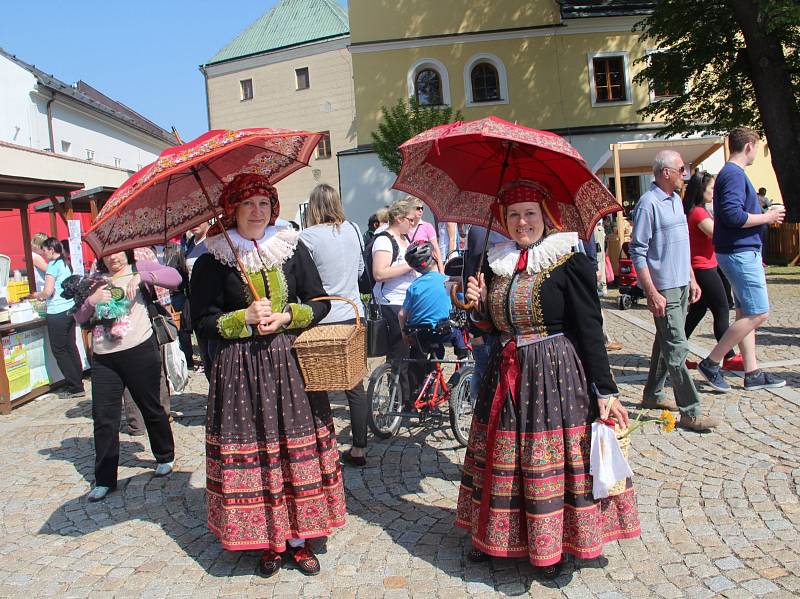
629;150;717;431
698;128;786;391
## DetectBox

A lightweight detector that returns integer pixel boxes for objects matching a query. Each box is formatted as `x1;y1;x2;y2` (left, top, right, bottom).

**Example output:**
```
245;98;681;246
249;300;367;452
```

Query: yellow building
201;0;355;221
340;0;780;226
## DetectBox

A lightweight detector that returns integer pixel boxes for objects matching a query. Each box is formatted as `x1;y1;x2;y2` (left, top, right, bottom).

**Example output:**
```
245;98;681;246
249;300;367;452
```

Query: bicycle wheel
367;363;402;438
449;365;475;447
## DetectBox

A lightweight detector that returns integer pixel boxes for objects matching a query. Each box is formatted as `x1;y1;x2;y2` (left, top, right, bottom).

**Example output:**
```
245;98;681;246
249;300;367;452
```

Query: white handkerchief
590;421;634;499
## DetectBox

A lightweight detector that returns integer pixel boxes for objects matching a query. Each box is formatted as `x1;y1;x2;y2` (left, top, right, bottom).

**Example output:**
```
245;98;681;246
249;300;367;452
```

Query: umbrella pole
190;168;261;300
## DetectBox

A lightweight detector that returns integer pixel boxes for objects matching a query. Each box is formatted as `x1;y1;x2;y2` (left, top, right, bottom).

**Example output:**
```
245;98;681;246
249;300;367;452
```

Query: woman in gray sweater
299;184;369;466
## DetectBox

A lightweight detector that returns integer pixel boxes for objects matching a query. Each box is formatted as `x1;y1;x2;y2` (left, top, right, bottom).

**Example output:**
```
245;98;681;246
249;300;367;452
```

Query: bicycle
367;321;475;447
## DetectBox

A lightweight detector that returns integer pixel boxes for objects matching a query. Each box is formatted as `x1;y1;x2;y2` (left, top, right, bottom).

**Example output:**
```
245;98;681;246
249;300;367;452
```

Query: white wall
338;151;406;228
0;55;43;149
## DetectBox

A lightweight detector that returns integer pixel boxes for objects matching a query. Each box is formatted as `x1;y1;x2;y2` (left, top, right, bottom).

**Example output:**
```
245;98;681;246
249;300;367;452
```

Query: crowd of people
27;126;786;581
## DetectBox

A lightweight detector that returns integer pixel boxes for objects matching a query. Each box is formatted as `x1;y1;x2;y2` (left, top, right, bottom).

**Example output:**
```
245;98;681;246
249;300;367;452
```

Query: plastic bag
589;421;633;499
162;338;188;393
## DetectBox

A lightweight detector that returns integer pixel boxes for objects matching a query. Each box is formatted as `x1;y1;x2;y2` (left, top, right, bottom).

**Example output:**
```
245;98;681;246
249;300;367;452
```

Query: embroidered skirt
206;333;346;552
456;334;640;566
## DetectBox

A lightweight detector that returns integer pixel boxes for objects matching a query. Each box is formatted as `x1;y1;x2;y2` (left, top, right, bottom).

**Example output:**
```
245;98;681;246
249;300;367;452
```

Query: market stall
0;174;84;413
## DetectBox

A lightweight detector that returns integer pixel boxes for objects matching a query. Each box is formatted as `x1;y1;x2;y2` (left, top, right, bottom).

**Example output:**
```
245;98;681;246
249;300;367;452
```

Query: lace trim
206;226;299;271
487;232;579;277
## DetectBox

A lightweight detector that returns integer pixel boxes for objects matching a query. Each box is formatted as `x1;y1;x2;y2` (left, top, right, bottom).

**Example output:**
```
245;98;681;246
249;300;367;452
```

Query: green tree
634;0;800;221
371;97;463;175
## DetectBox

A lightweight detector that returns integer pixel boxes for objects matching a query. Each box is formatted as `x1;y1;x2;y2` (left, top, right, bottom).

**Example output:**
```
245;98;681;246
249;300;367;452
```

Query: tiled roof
0;47;175;145
206;0;349;66
560;1;657;19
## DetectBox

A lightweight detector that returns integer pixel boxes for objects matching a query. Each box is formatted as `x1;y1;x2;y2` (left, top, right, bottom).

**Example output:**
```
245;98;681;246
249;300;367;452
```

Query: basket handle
309;295;361;327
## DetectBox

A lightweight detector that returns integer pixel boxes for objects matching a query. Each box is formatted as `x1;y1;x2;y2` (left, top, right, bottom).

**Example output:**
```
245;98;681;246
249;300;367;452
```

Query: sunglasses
415;206;424;211
664;165;686;175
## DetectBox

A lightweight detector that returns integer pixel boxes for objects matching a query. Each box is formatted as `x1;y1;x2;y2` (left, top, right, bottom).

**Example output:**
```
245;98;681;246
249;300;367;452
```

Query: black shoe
286;545;320;575
535;560;563;580
341;449;366;467
258;550;282;578
467;548;490;563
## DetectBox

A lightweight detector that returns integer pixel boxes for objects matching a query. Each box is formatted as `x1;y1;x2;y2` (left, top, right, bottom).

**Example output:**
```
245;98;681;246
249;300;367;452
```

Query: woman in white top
371;198;418;408
300;184;370;466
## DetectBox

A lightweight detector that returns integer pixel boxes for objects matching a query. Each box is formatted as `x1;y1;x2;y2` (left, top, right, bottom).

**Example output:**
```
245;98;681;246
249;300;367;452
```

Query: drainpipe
199;65;212;130
46;91;55;152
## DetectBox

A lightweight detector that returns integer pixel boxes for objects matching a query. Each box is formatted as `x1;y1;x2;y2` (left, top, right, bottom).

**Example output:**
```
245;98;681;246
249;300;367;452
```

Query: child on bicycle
399;241;467;400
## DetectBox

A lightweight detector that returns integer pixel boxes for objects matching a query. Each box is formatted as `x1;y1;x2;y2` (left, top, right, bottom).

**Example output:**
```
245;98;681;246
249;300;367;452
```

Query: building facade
201;0;356;222
341;0;780;227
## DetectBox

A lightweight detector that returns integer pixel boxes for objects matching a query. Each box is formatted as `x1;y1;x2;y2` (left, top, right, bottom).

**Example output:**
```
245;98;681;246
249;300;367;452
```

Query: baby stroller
617;242;645;310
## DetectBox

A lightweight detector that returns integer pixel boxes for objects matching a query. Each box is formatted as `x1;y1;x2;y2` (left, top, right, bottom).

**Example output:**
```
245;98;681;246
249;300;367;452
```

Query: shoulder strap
348;221;364;251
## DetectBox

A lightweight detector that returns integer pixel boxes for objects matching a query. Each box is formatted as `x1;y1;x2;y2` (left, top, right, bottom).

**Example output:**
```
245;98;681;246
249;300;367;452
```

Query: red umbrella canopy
392;116;620;240
85;127;321;256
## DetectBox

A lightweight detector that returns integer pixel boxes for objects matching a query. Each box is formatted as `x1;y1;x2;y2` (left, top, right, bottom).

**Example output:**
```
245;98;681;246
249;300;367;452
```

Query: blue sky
1;1;348;141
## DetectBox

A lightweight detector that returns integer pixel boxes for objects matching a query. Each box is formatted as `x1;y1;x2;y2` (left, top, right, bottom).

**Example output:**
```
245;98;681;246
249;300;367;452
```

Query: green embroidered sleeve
216;309;253;339
285;303;314;330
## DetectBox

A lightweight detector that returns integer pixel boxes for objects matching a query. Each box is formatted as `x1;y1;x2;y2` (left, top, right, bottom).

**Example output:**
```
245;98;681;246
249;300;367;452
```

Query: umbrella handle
450;282;475;311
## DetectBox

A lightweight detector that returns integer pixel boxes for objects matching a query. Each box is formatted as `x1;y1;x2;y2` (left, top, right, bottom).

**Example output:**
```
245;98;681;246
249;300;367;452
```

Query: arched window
470;63;500;102
415;68;443;106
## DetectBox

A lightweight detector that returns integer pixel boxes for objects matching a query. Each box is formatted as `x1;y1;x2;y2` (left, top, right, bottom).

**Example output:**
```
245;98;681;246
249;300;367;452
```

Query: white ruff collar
206;226;299;271
488;232;579;277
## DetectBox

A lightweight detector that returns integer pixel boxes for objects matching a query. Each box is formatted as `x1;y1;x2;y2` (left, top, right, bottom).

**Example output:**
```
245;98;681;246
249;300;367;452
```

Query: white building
0;47;175;176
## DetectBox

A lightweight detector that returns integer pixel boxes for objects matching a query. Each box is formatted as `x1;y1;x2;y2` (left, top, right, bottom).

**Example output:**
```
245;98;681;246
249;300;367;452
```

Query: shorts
716;251;769;316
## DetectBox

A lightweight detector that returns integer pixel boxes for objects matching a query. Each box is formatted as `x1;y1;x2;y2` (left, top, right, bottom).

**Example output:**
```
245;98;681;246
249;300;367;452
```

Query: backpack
358;230;399;295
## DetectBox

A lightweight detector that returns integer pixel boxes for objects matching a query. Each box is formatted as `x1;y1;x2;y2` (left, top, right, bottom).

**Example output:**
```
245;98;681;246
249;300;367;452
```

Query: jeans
470;334;497;400
46;310;84;394
92;337;175;487
380;304;410;408
643;286;701;417
717;251;769;316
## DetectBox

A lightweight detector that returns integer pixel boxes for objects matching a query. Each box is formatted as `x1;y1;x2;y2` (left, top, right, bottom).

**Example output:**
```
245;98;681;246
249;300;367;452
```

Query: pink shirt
408;220;436;243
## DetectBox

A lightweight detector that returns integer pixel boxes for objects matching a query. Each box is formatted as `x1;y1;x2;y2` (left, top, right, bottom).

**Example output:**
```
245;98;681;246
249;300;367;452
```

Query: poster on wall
67;219;90;370
2;327;57;400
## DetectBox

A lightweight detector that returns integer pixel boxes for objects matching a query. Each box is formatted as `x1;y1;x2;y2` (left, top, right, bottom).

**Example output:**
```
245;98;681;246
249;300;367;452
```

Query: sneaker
685;359;698;370
640;397;678;411
678;414;719;432
154;461;174;477
744;370;786;391
722;355;744;371
87;485;113;502
698;359;731;392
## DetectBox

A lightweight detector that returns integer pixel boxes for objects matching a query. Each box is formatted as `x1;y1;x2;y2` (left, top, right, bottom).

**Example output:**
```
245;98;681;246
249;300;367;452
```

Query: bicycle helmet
405;240;434;270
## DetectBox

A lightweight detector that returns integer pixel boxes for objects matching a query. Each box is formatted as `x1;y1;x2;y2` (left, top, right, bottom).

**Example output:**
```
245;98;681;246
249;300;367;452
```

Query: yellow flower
659;410;676;433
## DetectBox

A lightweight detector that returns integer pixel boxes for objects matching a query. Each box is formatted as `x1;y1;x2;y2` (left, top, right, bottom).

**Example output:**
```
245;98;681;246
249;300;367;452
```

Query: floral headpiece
208;173;279;236
490;179;563;232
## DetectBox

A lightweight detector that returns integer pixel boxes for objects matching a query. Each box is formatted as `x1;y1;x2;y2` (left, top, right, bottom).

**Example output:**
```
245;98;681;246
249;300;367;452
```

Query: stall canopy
0;174;84;290
33;186;115;234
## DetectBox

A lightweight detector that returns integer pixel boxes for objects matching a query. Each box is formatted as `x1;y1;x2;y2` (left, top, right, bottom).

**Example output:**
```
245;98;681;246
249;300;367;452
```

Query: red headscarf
208;173;280;236
490;179;563;233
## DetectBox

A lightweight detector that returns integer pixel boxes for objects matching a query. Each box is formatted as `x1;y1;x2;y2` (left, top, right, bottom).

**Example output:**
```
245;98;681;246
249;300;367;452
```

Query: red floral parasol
84;127;322;257
392;116;620;240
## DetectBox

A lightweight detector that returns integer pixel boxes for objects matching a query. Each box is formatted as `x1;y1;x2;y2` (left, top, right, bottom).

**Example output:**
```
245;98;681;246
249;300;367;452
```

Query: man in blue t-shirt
698;128;786;392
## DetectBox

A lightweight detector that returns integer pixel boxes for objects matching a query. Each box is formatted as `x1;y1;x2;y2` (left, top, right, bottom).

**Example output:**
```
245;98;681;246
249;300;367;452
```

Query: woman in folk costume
191;173;345;578
458;180;640;578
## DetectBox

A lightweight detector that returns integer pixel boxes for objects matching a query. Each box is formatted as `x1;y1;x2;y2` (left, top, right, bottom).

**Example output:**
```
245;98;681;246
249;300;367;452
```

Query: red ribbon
515;248;528;273
476;339;520;543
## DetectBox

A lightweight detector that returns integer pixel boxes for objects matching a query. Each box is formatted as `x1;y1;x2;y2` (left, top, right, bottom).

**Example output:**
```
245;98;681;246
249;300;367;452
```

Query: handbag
140;283;178;346
365;298;389;357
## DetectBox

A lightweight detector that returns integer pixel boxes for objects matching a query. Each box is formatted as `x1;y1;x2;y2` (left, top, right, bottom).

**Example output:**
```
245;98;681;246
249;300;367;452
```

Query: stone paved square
0;273;797;598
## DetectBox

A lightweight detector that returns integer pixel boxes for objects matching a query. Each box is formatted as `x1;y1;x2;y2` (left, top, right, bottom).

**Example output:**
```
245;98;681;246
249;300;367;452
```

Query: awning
592;136;726;175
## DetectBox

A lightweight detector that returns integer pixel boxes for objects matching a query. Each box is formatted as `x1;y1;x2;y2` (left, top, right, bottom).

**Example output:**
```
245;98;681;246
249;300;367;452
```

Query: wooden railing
765;223;800;266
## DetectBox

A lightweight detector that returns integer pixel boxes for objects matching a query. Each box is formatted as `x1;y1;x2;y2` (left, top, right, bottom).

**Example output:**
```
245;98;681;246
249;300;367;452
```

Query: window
607;176;642;215
60;140;71;153
316;133;331;159
114;157;122;168
593;56;626;102
648;51;684;100
85;149;95;161
471;63;500;103
295;67;310;90
407;59;451;106
240;78;253;101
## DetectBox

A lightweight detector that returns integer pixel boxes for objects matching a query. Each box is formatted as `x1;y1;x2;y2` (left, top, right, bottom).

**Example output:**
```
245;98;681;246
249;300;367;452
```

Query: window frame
240;78;254;101
646;48;686;102
464;53;509;107
315;131;332;160
587;51;633;107
295;67;310;91
85;149;95;161
406;58;451;106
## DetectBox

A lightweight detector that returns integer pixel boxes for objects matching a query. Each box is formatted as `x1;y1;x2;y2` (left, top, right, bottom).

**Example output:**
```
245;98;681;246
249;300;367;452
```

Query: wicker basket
608;426;631;497
293;296;367;391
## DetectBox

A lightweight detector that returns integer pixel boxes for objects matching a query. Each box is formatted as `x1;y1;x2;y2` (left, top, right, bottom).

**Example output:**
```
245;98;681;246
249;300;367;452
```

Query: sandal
287;545;321;575
467;548;490;563
258;550;282;578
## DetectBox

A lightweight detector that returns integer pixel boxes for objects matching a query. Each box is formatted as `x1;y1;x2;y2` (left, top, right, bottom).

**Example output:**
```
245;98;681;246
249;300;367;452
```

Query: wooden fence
765;223;800;265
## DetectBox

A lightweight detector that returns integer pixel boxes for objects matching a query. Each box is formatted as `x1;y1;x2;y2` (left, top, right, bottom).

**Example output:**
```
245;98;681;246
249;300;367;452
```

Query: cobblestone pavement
0;273;798;598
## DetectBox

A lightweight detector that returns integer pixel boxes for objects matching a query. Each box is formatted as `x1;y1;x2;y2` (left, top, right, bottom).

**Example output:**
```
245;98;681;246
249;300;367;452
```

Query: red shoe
685;360;698;370
723;355;744;371
287;545;320;575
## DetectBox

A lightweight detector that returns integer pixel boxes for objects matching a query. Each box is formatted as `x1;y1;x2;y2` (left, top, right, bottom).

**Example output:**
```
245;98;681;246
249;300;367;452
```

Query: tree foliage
371;97;463;174
633;0;800;137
